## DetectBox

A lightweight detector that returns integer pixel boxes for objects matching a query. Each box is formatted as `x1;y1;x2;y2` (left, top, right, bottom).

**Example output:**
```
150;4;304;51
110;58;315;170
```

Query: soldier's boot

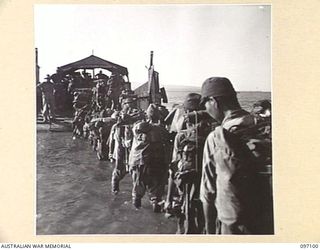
176;214;186;234
93;140;98;151
42;114;50;123
89;136;94;146
97;152;104;161
152;201;161;213
164;202;175;218
111;180;119;195
132;197;141;209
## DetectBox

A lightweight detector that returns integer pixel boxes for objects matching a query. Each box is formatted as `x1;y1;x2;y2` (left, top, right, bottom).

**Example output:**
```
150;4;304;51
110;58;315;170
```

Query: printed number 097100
300;244;319;248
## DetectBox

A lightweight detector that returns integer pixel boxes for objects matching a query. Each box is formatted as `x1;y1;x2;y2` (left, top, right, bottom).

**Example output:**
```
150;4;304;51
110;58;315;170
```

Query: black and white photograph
35;4;273;235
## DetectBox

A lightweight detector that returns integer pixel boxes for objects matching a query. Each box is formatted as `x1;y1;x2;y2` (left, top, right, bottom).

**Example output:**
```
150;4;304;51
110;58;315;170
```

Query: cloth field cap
146;103;160;120
201;77;236;98
183;93;202;111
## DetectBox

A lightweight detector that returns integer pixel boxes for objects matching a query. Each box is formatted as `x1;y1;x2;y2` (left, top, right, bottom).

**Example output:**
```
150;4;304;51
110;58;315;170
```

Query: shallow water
36;90;271;234
36;131;176;234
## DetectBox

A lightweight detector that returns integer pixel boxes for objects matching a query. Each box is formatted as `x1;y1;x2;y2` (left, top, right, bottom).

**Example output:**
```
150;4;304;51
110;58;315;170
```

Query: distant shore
162;85;271;93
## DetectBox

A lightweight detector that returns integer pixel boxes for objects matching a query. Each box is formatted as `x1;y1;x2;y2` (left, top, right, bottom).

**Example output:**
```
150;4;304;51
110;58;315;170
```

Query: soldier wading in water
129;104;170;212
109;97;144;194
164;93;216;234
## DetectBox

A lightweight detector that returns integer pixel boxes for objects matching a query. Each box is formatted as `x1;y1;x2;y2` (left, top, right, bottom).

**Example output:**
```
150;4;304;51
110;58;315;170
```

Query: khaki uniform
109;108;144;192
129;121;170;205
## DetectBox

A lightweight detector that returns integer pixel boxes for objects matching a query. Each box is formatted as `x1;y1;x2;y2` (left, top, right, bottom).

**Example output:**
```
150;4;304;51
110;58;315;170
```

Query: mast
148;51;160;104
149;51;154;68
35;48;40;84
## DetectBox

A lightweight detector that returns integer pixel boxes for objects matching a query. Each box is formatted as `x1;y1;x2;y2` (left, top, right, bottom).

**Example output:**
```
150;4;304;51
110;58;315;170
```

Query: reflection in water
37;132;176;234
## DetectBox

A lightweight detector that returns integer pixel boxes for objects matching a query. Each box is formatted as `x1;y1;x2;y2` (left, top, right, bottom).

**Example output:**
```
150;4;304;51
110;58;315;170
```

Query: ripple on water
37;131;177;234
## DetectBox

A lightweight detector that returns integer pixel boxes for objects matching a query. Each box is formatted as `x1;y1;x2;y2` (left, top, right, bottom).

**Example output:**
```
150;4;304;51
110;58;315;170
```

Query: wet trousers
173;176;205;234
176;192;205;234
131;165;165;203
111;146;129;190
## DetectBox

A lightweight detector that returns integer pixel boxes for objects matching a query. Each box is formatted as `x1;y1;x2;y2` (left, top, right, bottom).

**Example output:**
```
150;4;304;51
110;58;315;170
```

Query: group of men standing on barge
36;69;127;122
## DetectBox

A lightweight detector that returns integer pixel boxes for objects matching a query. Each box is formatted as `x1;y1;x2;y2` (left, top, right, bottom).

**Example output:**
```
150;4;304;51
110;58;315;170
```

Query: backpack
229;116;272;167
129;121;169;176
213;116;273;234
174;122;212;186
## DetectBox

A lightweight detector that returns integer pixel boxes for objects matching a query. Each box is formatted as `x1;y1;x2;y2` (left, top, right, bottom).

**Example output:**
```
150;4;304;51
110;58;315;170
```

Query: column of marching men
71;76;273;235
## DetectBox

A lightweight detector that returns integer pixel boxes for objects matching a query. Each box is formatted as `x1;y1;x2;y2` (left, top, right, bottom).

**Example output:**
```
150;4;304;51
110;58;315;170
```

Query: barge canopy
57;55;128;76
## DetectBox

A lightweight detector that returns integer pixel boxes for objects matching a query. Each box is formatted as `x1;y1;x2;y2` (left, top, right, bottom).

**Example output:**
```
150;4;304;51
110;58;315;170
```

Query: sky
34;4;271;91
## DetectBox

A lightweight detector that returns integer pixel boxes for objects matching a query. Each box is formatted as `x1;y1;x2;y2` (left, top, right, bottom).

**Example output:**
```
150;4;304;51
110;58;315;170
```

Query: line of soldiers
71;76;273;235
